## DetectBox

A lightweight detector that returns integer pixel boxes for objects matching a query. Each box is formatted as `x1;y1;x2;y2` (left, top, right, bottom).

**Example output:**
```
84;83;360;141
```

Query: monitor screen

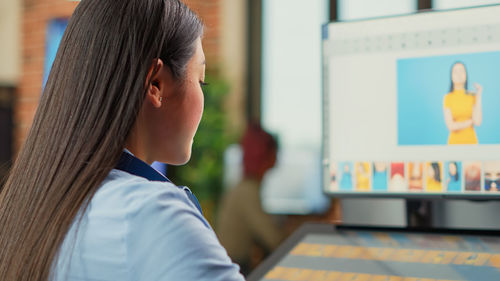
323;5;500;198
248;223;500;281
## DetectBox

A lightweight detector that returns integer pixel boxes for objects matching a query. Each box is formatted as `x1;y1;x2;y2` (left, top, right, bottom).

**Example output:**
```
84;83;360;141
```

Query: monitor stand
406;199;433;228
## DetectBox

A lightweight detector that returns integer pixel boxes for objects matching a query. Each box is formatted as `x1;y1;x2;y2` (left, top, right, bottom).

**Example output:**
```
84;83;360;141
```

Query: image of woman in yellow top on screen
425;162;443;192
443;62;482;144
355;162;371;191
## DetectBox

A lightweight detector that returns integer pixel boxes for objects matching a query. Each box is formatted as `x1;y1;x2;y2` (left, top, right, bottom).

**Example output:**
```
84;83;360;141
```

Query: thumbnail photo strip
328;161;500;194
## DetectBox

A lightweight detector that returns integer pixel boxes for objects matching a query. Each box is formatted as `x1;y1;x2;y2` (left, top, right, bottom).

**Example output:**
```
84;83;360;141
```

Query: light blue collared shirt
53;169;244;281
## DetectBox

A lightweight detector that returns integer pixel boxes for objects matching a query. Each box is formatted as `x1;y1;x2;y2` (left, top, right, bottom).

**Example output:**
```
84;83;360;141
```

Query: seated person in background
216;123;283;275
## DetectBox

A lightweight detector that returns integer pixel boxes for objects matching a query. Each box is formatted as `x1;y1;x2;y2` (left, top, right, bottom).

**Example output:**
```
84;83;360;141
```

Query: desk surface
248;223;500;281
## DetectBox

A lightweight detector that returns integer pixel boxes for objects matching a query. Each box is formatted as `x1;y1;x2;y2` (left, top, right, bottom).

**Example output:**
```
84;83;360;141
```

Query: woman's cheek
184;88;204;140
196;90;204;125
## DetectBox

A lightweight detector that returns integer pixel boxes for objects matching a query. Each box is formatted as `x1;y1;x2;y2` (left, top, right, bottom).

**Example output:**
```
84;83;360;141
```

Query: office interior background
3;0;500;272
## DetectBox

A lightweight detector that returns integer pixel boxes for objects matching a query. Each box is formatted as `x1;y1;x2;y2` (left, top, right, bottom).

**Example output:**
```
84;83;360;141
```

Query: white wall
221;0;247;133
0;0;21;85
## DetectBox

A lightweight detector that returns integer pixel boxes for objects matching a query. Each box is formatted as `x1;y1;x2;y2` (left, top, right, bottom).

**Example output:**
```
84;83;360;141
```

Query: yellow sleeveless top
444;89;477;144
356;162;370;191
426;178;442;192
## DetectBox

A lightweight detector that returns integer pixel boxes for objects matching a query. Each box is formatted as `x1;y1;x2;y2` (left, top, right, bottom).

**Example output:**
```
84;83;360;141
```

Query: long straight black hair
430;162;441;182
0;0;202;280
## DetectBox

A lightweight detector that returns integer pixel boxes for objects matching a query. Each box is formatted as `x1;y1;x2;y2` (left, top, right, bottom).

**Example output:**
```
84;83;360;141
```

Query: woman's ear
145;59;165;108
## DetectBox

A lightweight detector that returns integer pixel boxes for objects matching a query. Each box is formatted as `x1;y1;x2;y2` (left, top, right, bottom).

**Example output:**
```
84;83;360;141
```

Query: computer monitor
323;5;500;198
248;223;500;281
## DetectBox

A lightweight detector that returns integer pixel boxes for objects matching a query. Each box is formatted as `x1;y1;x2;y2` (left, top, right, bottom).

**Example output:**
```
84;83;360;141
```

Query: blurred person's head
411;163;422;178
241;123;278;180
344;164;350;173
374;162;387;173
429;163;441;182
391;163;404;178
330;164;337;180
448;162;459;181
450;61;468;92
0;0;203;280
483;162;500;192
358;163;368;176
466;165;481;179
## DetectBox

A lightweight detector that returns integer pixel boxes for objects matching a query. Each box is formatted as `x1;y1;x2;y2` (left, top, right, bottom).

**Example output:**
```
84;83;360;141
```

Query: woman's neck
453;83;465;91
125;128;154;165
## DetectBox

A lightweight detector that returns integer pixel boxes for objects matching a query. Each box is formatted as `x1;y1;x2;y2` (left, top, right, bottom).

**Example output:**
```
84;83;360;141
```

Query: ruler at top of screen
326;24;500;56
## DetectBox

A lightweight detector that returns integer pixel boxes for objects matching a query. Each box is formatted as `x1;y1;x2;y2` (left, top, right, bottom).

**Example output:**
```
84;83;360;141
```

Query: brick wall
184;0;221;66
16;0;79;153
15;0;222;154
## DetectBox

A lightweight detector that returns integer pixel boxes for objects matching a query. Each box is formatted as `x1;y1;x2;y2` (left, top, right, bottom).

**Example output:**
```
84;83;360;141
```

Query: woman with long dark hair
426;162;442;192
446;161;461;192
0;0;244;280
443;61;482;144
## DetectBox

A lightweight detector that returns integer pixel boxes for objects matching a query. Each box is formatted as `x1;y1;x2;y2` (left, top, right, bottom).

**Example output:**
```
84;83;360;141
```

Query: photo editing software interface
323;5;500;197
252;225;500;281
